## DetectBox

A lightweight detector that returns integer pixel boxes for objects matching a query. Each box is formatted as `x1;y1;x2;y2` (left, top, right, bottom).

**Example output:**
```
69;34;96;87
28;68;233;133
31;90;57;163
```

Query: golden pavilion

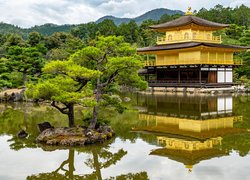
137;9;248;88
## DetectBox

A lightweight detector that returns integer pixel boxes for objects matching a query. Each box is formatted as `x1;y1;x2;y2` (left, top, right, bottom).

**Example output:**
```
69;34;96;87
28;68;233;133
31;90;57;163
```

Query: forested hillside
0;23;75;38
0;4;249;90
96;8;184;25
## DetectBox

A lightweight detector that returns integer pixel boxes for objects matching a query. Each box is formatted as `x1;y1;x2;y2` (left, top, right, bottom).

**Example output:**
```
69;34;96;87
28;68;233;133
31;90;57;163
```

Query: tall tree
97;19;117;36
3;34;25;50
28;32;42;46
0;58;12;88
71;36;147;129
138;19;158;47
117;20;139;44
26;60;101;127
7;46;45;86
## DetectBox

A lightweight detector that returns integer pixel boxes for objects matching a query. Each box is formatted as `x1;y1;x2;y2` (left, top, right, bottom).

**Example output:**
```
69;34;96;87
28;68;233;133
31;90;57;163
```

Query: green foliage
28;23;75;36
27;59;101;102
30;61;99;101
43;60;101;80
46;48;70;61
71;36;146;91
101;94;126;113
28;32;41;46
27;76;92;104
240;30;250;46
44;32;85;61
0;23;23;35
196;4;250;27
159;13;182;23
138;19;158;46
97;19;117;36
3;34;26;49
71;22;98;41
117;20;139;44
69;35;147;128
6;46;45;86
233;30;250;82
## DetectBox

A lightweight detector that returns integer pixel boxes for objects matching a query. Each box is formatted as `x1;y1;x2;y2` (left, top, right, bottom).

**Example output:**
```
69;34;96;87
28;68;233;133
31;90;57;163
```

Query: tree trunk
68;150;75;178
67;103;75;127
89;78;101;129
92;150;102;180
23;72;27;87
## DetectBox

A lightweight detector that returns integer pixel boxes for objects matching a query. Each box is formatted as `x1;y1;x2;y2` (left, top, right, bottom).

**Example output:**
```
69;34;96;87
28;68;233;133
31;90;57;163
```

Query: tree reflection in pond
0;102;69;150
27;142;149;180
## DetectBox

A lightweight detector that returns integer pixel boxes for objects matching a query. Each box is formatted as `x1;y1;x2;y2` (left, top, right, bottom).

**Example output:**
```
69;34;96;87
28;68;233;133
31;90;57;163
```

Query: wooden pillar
156;67;158;81
199;66;202;85
147;55;149;66
146;69;149;82
178;67;180;83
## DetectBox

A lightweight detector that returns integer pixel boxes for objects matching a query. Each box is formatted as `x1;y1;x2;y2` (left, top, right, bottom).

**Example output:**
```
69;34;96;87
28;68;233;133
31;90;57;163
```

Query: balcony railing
157;34;222;45
147;80;235;88
144;58;242;67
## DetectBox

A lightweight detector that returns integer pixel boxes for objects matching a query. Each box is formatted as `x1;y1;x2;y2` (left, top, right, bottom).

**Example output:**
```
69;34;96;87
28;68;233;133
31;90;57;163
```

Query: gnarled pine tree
26;60;101;127
71;36;147;129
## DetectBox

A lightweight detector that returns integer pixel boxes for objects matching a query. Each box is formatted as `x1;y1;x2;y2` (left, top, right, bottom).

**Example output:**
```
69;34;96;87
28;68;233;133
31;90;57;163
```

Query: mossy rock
37;126;115;146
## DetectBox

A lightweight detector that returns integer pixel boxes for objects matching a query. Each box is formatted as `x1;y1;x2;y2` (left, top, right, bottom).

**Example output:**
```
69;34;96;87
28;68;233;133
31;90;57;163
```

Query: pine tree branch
51;101;69;114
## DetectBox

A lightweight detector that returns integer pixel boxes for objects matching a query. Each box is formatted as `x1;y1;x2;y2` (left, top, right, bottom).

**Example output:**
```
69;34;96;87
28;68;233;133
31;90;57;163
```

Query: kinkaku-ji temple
137;8;249;88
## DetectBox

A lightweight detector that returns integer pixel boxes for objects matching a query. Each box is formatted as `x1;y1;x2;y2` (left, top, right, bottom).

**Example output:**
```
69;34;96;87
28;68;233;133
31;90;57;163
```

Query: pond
0;93;250;180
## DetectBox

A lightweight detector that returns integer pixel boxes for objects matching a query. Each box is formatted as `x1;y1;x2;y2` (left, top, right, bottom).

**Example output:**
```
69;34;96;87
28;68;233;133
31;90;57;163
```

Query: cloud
0;0;104;27
0;0;248;28
230;0;250;7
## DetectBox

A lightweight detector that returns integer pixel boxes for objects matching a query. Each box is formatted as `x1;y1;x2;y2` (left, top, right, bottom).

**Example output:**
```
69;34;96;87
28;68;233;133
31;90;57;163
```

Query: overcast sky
0;0;249;28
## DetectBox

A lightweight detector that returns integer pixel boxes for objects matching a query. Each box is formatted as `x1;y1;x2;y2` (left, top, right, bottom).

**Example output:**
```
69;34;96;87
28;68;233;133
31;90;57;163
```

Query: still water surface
0;94;250;180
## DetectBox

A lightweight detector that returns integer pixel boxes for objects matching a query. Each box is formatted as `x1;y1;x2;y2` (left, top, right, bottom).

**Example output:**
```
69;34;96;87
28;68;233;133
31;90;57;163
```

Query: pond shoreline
140;85;249;94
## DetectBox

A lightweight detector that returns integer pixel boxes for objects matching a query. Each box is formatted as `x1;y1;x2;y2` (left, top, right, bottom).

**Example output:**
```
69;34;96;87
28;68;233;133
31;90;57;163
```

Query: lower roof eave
137;42;249;54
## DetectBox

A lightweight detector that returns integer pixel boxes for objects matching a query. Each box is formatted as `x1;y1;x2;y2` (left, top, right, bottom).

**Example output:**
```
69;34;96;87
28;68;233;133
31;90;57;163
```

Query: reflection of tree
108;172;149;180
27;143;148;180
0;102;68;150
222;133;250;157
27;150;77;180
54;150;75;179
84;146;127;180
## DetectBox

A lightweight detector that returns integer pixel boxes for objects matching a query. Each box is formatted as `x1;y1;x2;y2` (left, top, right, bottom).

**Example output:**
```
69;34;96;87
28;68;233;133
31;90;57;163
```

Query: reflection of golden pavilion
154;136;223;172
157;136;222;151
136;95;244;171
139;114;242;138
138;112;242;170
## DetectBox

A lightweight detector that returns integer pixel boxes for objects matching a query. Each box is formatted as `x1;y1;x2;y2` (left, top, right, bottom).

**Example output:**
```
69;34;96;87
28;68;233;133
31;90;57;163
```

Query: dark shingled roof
150;15;229;30
137;42;249;53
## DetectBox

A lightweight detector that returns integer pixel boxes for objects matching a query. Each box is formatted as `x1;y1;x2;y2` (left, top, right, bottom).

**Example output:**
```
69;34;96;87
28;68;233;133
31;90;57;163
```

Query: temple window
193;32;197;39
184;32;189;40
168;34;173;41
207;34;211;40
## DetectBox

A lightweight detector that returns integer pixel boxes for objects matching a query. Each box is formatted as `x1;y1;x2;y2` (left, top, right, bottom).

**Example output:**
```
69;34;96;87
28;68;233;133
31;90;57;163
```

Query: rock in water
38;122;54;133
17;130;28;138
124;97;131;102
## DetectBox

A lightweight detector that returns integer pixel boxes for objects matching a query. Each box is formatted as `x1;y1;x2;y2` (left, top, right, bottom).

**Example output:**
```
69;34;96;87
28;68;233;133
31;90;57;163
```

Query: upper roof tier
150;15;229;31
